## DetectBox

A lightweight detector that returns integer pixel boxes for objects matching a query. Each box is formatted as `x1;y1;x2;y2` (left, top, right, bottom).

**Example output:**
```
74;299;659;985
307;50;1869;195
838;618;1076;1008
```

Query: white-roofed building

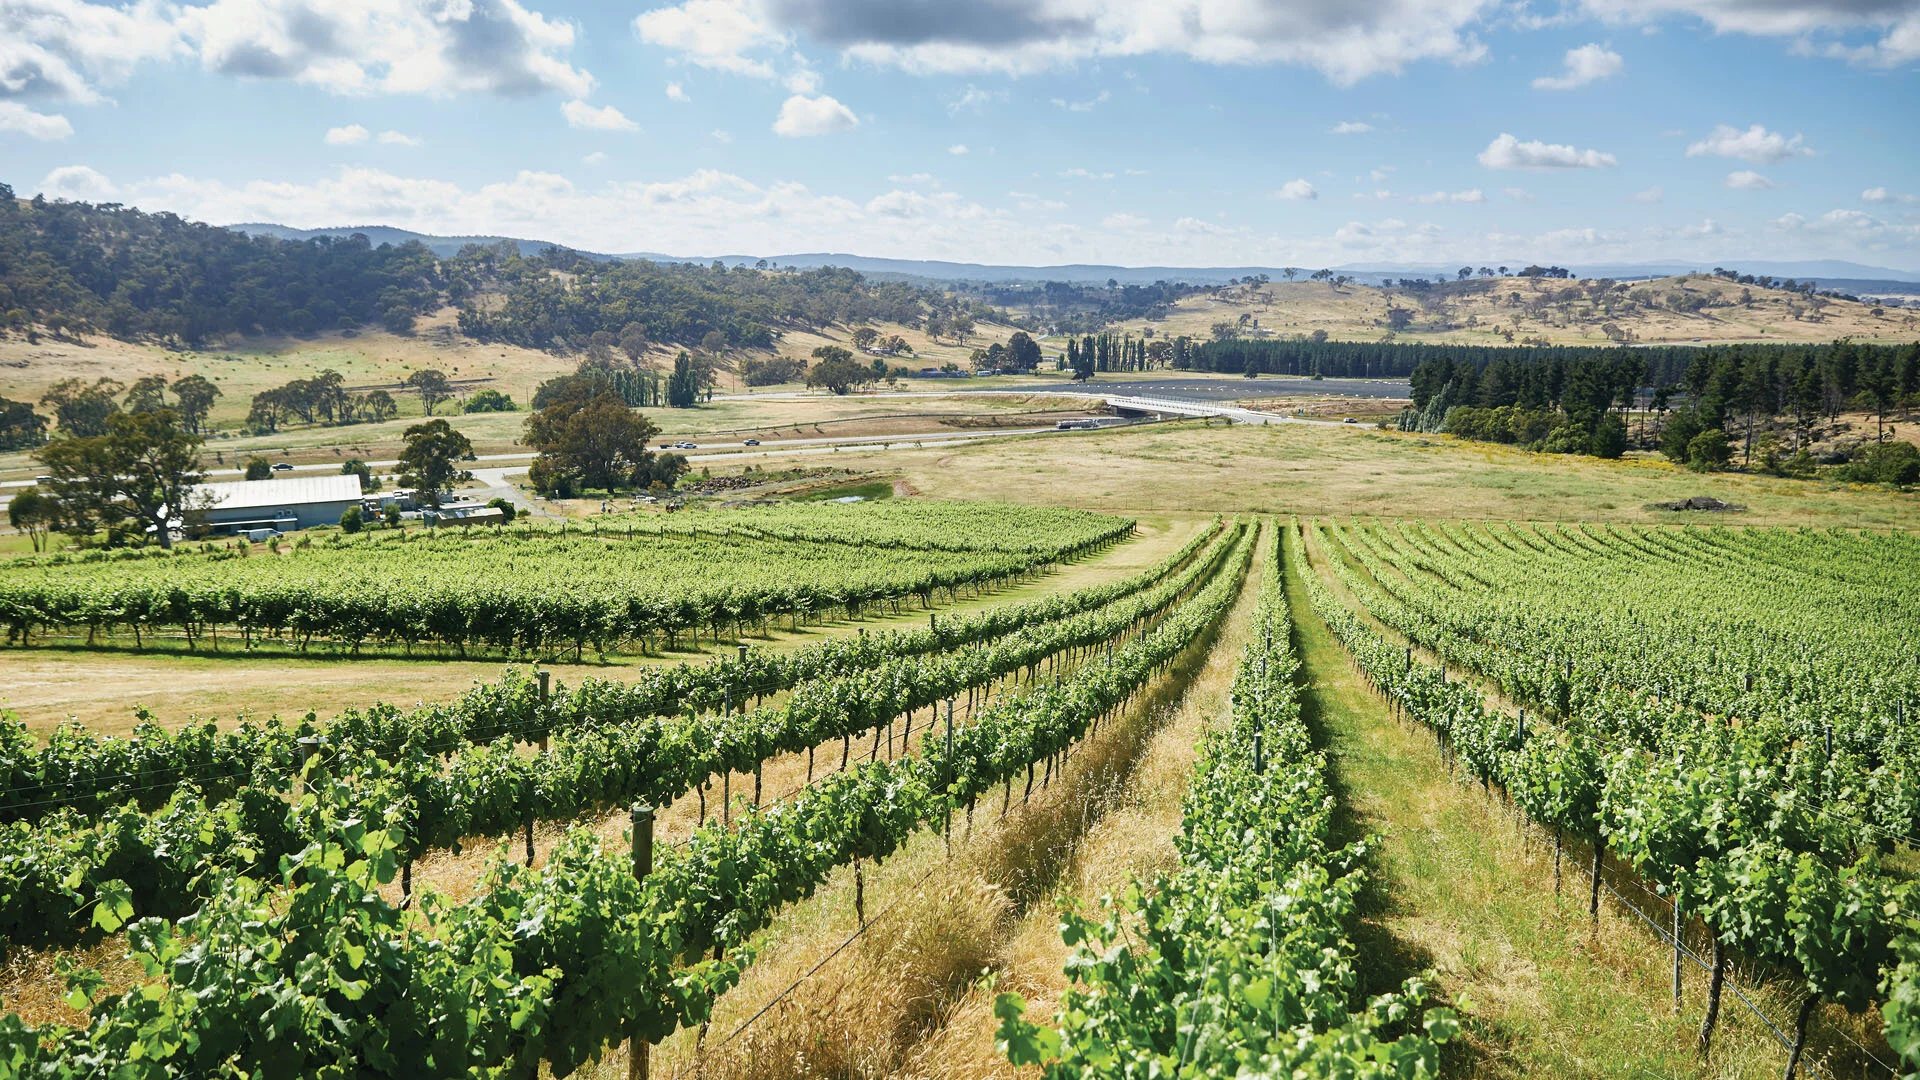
190;475;363;534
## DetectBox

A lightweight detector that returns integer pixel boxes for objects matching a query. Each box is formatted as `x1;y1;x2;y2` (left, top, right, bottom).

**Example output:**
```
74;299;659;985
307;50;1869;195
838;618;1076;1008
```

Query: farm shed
190;474;364;534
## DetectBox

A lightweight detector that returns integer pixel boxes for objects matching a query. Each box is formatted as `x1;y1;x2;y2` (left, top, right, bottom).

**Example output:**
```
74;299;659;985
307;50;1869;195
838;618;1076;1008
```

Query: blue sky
4;0;1918;270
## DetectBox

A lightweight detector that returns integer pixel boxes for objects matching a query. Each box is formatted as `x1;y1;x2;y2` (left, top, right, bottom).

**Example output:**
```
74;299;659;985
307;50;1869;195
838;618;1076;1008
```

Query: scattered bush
1839;441;1920;486
339;506;364;533
1687;429;1733;472
244;456;272;480
463;389;516;413
487;497;517;524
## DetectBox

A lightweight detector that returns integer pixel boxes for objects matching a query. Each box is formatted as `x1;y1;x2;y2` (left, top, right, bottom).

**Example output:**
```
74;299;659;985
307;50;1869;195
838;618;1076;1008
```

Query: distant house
190;474;363;534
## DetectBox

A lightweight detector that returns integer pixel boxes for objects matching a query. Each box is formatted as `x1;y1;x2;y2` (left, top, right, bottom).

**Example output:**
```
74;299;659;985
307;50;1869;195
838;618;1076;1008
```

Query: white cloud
1060;167;1114;180
1502;186;1532;200
1684;123;1812;164
1275;178;1318;200
179;0;594;98
1102;211;1149;229
777;0;1495;85
1531;42;1622;89
1411;188;1485;203
1574;0;1920;70
947;143;969;155
1631;184;1663;203
325;123;368;144
666;80;689;101
1477;132;1617;170
947;84;1002;114
1174;215;1234;235
0;0;180;104
710;128;732;142
563;99;638;131
37;163;115;200
888;172;936;185
581;150;606;164
0;100;73;139
377;129;420;146
784;66;821;93
1330;120;1373;134
1864;186;1919;204
1049;89;1109;111
1010;191;1067;211
1351;189;1393;200
1724;169;1775;190
633;0;780;78
772;92;857;136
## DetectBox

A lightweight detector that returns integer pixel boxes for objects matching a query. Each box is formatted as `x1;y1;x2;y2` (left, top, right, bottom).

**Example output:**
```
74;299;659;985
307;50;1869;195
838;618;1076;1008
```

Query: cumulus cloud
1685;123;1812;163
1477;132;1617;169
1275;178;1318;200
378;129;420;145
1102;211;1149;229
1330;120;1373;133
563;99;638;131
1631;184;1663;203
0;0;181;104
758;0;1496;85
1574;0;1920;69
178;0;595;98
666;80;689;100
0;100;73;138
1502;186;1532;200
1412;188;1485;203
581;150;605;164
1864;186;1919;204
1724;169;1775;190
947;143;968;154
38;163;115;200
772;92;856;136
634;0;780;78
1531;42;1622;88
1060;167;1114;180
325;123;368;144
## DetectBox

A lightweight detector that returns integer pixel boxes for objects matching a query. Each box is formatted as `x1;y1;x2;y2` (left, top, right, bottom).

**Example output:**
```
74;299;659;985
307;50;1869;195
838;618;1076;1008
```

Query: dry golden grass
588;527;1262;1080
809;420;1920;529
1102;274;1919;348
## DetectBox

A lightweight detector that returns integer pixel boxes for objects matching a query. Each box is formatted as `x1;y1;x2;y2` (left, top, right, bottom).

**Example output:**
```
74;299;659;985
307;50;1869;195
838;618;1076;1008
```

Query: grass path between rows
1281;538;1786;1080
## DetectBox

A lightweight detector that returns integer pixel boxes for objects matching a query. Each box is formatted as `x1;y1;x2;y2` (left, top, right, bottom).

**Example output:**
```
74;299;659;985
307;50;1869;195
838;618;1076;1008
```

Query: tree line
0;188;966;354
1399;338;1920;472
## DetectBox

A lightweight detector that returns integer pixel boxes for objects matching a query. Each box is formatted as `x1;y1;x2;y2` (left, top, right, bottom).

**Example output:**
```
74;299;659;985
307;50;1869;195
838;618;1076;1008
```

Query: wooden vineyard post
1673;899;1683;1014
722;691;732;825
536;670;550;754
628;804;655;1080
944;700;955;855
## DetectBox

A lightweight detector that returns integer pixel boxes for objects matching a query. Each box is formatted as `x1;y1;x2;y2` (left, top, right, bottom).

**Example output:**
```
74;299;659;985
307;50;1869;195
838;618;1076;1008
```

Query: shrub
1687;429;1732;472
244;456;273;480
1839;441;1920;486
463;389;516;413
487;497;517;524
339;506;364;533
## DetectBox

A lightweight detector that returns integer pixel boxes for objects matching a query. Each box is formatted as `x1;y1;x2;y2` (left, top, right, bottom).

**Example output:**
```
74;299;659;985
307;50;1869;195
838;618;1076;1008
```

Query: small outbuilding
191;474;364;535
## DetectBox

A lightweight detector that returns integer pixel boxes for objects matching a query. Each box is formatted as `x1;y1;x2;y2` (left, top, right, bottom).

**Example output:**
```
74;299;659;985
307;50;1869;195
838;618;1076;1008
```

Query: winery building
191;475;364;535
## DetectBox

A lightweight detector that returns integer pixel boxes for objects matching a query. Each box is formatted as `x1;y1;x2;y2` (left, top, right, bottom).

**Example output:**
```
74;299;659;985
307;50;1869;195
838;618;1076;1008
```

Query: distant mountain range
227;223;1920;292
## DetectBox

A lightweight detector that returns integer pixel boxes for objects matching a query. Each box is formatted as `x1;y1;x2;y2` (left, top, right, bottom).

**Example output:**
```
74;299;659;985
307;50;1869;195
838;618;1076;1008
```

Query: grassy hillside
1111;274;1918;347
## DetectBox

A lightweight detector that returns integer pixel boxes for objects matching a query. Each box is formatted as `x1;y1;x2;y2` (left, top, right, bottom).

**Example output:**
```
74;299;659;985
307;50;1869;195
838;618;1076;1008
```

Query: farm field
801;417;1920;528
1109;274;1920;348
4;485;1918;1078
